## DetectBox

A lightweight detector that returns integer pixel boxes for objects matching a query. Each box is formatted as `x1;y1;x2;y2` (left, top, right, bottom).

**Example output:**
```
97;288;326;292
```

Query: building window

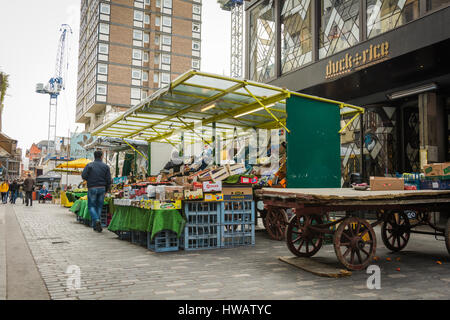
100;3;110;14
426;0;450;10
131;88;141;99
99;23;109;34
161;54;171;64
163;0;172;8
132;69;142;79
155;34;160;45
192;22;201;32
162;35;171;45
193;5;201;15
319;0;360;59
155;16;161;26
156;0;161;7
162;16;172;27
133;49;142;60
154;53;160;64
154;72;159;83
281;0;312;74
142;71;149;81
366;0;420;39
134;10;144;21
133;29;143;40
142;90;148;99
249;0;276;82
192;59;200;69
143;52;149;62
98;63;108;74
144;14;150;24
145;0;150;5
99;43;109;54
143;33;150;43
97;84;107;95
192;41;200;50
161;73;170;83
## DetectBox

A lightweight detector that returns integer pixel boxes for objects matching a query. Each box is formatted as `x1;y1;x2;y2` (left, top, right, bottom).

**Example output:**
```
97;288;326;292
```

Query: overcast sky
0;0;231;154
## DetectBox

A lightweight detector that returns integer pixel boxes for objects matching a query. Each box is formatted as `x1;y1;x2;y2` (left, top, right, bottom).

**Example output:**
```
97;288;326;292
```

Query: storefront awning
92;70;364;144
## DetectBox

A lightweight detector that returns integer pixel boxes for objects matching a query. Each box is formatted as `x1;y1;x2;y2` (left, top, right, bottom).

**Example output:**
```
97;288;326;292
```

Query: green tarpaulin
108;206;185;240
70;199;108;221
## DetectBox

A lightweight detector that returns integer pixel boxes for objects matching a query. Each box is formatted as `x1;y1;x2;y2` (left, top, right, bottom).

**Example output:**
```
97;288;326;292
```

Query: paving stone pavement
9;203;450;300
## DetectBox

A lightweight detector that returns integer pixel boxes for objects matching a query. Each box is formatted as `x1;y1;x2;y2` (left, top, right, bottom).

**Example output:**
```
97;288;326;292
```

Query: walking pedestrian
81;151;111;233
23;174;35;207
0;181;9;204
9;180;18;204
17;181;24;204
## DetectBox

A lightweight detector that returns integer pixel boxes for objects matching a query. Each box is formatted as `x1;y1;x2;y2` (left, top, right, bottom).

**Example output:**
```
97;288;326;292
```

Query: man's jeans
88;187;106;227
25;191;33;206
10;191;17;204
1;192;8;204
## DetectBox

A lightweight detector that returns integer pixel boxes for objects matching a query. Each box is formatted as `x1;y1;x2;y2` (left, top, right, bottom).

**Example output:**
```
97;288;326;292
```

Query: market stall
86;70;362;253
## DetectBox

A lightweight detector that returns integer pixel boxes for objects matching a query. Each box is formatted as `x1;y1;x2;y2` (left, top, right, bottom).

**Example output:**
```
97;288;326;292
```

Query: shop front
245;0;450;183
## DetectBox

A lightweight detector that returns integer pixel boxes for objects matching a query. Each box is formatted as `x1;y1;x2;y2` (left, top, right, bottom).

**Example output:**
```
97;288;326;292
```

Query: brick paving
7;203;450;300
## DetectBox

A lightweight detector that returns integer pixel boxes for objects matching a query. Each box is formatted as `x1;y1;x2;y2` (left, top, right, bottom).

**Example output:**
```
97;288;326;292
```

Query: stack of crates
220;200;255;248
180;202;221;250
100;204;109;228
131;231;148;247
147;230;179;252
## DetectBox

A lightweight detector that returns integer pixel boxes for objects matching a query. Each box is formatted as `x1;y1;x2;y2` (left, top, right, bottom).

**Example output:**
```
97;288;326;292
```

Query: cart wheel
265;207;289;241
334;217;376;270
445;216;450;255
286;214;323;257
381;211;411;252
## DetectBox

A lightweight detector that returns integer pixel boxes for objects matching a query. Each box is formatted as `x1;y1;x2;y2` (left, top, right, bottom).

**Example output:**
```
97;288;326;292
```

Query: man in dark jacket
82;150;111;232
23;174;35;206
9;180;18;204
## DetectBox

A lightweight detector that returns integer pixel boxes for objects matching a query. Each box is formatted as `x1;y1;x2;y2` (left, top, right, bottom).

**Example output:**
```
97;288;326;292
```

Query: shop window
426;0;450;10
249;0;276;82
319;0;360;59
281;0;313;74
367;0;420;39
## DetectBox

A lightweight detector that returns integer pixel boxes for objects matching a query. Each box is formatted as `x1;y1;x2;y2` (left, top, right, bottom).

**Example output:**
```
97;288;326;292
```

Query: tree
0;72;9;132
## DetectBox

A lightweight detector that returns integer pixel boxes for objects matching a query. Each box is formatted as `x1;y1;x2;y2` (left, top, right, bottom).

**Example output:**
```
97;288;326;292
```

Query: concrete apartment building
76;0;202;132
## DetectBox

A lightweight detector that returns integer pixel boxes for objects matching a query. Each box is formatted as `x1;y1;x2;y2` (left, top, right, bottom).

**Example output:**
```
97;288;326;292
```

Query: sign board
70;133;95;160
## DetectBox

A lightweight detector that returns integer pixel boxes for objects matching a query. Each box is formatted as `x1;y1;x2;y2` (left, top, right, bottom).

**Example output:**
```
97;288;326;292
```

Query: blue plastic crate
420;180;441;190
180;233;221;250
221;200;255;224
131;231;148;246
439;180;450;190
184;201;221;225
220;222;255;248
148;230;179;252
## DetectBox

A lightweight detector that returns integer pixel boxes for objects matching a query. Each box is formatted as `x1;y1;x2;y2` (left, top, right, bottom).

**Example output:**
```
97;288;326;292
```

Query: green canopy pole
134;150;137;177
115;152;119;177
212;122;216;165
147;143;151;177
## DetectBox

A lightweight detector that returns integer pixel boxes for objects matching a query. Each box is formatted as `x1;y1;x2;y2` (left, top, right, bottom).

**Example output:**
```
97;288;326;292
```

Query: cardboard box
226;163;246;176
440;162;450;176
210;167;230;182
184;189;203;200
423;163;442;176
370;177;404;191
204;193;224;201
152;200;182;210
222;185;253;200
203;181;222;192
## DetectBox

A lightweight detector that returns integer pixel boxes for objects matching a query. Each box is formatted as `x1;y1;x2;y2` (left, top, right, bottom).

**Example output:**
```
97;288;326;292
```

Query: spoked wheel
334;217;376;270
265;207;289;240
286;214;323;257
381;211;411;252
445;216;450;255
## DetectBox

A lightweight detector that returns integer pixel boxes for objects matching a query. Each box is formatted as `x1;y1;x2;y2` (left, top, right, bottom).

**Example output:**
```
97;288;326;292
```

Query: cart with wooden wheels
255;188;450;271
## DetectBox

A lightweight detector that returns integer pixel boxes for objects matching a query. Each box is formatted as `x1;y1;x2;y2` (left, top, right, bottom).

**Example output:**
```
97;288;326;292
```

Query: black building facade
245;0;450;183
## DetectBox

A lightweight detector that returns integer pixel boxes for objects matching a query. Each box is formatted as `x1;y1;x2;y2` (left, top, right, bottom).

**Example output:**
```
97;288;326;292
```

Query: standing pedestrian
81;151;111;233
9;180;18;204
0;181;9;204
23;174;35;207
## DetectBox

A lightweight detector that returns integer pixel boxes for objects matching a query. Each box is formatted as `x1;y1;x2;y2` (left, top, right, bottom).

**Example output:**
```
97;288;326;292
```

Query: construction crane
36;24;72;156
218;0;249;78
